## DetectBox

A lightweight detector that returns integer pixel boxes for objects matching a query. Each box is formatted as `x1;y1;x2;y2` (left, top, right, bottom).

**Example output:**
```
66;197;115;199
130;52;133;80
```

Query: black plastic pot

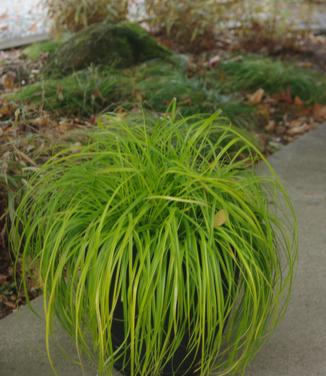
111;300;201;376
108;245;236;375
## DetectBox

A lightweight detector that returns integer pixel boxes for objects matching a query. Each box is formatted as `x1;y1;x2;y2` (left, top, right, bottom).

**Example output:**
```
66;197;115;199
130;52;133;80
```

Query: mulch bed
0;243;41;320
0;184;41;319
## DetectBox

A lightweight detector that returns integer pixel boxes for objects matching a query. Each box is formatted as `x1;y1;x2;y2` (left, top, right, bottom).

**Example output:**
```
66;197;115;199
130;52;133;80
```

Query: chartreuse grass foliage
10;112;297;375
218;56;326;103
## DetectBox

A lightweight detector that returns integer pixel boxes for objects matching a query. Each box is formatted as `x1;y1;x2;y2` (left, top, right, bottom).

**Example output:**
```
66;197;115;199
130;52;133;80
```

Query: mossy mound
44;21;171;75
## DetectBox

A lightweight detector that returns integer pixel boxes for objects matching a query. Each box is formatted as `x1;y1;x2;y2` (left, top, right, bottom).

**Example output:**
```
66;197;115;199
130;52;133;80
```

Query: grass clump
11;66;131;115
133;63;254;125
11;112;297;375
11;60;254;127
131;62;215;114
218;56;326;103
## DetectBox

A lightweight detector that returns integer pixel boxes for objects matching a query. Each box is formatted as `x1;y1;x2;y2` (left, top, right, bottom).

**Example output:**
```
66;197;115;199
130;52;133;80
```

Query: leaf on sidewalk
313;104;326;121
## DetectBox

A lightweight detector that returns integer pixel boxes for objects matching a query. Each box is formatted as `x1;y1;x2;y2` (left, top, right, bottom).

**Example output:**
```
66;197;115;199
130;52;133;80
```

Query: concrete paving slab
0;125;325;376
0;33;49;51
247;124;326;376
0;297;98;376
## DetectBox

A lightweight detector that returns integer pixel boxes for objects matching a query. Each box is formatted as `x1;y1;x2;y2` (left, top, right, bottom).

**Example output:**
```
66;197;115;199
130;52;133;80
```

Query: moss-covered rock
44;21;171;75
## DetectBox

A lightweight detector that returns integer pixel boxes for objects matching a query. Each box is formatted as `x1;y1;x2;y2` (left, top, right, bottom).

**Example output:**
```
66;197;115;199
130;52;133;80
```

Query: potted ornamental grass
11;111;297;375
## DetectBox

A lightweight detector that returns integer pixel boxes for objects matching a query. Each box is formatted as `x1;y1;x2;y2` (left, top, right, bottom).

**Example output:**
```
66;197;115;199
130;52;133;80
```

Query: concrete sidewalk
248;125;326;376
0;33;49;51
0;126;325;376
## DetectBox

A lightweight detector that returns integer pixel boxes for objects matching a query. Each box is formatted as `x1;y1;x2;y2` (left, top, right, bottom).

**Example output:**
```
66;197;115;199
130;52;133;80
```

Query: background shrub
45;0;313;49
145;0;311;51
47;0;129;33
145;0;241;49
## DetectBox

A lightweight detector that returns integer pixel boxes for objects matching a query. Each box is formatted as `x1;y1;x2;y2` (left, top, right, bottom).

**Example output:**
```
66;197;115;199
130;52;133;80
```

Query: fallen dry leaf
206;55;221;68
31;116;51;128
57;123;70;134
287;123;310;136
3;300;16;309
1;72;16;90
275;89;293;104
257;104;270;119
0;102;15;118
312;104;326;121
214;209;228;228
294;96;304;107
265;120;276;132
287;118;305;128
13;146;37;166
248;88;265;104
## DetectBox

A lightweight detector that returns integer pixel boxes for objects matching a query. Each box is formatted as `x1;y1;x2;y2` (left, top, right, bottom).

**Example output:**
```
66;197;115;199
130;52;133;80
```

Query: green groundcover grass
11;59;254;127
11;43;326;132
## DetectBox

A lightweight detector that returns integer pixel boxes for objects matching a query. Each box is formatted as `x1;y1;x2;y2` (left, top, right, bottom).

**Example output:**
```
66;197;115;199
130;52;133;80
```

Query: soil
0;185;41;319
0;239;41;320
